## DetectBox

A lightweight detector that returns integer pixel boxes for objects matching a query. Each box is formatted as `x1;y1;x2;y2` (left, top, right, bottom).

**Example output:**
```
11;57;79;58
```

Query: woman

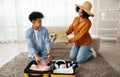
66;1;96;64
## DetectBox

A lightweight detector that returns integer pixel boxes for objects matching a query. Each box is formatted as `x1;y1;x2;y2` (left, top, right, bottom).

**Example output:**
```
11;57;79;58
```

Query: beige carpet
0;48;120;77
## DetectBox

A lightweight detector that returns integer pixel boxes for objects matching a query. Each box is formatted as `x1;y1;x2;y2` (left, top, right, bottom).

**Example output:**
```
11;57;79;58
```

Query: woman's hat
75;1;94;17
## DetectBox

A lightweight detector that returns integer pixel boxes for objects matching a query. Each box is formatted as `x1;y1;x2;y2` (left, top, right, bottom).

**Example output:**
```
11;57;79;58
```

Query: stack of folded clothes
30;64;50;71
30;57;50;71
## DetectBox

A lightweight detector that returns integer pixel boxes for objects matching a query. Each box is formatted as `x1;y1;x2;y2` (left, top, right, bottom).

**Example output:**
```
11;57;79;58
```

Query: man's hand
47;50;52;61
47;55;52;61
33;52;42;65
35;56;42;65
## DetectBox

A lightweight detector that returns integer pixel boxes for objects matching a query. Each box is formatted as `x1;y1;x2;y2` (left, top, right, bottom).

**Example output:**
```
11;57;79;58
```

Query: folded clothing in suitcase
50;60;78;77
24;61;50;77
29;63;50;71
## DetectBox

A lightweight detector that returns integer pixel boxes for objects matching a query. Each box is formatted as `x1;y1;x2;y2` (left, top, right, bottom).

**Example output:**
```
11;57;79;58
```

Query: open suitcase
24;61;50;77
50;60;78;77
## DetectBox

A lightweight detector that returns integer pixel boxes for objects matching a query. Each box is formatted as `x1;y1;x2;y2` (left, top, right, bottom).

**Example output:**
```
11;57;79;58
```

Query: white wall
0;0;93;42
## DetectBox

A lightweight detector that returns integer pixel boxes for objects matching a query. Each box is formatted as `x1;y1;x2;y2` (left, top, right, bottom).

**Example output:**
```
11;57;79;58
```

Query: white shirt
34;30;40;50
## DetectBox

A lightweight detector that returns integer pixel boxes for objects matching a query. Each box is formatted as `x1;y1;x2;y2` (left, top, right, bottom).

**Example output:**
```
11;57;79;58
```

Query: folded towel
49;33;57;43
53;67;73;74
49;32;68;43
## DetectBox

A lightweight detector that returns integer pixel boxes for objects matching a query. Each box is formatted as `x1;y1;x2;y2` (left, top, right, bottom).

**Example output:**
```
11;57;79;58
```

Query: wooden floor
99;41;120;74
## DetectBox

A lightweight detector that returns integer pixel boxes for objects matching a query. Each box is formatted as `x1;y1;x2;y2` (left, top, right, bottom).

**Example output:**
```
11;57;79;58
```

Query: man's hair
29;11;44;22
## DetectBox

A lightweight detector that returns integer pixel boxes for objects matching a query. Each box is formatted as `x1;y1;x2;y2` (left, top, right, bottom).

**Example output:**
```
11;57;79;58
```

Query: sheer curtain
0;0;93;42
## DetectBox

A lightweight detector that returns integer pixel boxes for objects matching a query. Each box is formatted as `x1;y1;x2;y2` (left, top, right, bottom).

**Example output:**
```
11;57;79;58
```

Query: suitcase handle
28;74;43;77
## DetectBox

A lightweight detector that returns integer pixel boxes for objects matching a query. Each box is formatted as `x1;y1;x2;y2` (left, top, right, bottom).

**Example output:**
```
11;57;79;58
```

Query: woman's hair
29;11;44;22
75;6;90;18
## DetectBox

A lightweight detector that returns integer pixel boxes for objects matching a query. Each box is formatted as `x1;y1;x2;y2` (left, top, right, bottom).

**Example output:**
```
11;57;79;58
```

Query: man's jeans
29;50;47;61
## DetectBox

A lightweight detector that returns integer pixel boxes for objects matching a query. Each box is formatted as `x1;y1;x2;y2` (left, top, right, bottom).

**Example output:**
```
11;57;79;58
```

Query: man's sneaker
91;47;97;58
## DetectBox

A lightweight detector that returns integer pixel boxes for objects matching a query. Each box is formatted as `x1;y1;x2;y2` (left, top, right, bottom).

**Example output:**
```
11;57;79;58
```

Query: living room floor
0;41;120;74
99;41;120;74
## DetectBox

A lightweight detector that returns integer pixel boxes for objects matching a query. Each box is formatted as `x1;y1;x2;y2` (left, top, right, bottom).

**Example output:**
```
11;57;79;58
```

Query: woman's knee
69;50;77;60
69;45;79;60
76;45;92;64
76;57;86;64
69;54;76;60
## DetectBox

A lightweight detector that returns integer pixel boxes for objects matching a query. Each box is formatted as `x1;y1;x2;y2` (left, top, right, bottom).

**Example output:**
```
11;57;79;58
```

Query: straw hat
75;1;94;17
